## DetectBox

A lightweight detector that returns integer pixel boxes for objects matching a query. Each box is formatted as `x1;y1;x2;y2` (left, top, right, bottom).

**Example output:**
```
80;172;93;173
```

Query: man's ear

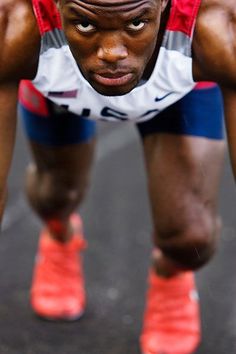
161;0;170;13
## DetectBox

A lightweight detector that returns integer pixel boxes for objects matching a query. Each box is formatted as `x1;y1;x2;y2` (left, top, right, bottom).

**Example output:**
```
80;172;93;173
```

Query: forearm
221;88;236;179
0;82;18;226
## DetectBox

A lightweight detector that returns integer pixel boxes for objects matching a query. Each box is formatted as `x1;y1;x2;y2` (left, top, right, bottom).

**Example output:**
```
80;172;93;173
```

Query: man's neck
142;1;171;81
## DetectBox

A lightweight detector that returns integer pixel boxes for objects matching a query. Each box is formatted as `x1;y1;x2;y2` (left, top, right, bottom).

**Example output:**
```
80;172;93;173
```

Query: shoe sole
33;310;85;322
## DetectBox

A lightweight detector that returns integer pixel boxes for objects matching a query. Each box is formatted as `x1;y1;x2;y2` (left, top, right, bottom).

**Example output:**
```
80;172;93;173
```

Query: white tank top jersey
31;0;201;122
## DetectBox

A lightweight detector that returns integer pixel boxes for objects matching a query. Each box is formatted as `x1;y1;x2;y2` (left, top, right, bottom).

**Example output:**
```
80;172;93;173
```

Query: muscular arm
193;0;236;179
193;0;236;86
0;0;40;225
221;88;236;179
0;84;18;221
0;0;40;82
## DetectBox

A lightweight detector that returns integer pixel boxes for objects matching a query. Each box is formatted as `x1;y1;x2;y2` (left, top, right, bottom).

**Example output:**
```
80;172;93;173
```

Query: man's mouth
93;71;134;87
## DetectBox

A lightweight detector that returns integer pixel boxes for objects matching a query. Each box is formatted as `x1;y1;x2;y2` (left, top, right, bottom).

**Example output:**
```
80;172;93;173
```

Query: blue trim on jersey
18;104;96;146
137;85;224;140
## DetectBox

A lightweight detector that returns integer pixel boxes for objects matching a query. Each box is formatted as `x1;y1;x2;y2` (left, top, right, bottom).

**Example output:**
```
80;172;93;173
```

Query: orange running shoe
30;214;87;321
140;270;201;354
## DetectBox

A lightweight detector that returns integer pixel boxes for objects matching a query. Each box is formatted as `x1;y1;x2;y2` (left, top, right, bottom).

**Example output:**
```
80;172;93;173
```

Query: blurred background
0;118;236;354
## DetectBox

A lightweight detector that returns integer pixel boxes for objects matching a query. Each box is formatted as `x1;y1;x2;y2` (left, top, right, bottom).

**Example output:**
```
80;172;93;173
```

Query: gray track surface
0;119;236;354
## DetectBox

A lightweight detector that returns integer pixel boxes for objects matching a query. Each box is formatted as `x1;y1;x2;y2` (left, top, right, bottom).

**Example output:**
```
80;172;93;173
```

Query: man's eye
76;22;96;33
127;20;145;31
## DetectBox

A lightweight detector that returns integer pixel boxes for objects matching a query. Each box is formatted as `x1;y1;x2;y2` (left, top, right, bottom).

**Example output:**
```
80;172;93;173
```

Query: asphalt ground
0;118;236;354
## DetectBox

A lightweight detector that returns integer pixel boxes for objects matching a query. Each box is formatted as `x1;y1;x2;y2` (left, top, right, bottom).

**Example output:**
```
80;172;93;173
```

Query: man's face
59;0;163;96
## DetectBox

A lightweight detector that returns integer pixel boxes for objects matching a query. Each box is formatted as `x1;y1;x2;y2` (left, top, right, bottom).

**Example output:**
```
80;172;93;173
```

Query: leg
137;84;225;353
144;133;224;275
19;81;96;240
18;80;96;319
25;139;95;241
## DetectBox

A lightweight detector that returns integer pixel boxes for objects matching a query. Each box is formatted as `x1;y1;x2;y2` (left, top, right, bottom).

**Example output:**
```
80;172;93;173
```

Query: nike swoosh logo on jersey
48;90;78;98
155;92;172;102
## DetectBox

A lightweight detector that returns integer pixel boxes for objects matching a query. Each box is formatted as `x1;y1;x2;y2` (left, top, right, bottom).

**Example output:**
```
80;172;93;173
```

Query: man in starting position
0;0;236;352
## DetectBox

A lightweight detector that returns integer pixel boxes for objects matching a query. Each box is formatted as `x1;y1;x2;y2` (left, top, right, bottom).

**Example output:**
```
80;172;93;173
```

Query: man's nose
97;34;128;63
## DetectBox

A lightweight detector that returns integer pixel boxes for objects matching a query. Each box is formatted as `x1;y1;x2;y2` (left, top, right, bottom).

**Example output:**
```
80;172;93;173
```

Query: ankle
152;248;183;278
45;217;73;243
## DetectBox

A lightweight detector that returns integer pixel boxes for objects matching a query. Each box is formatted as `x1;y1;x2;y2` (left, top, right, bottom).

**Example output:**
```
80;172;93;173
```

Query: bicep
0;1;40;83
193;3;236;87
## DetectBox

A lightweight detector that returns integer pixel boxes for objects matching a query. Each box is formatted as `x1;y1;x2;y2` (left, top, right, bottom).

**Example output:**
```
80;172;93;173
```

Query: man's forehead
62;0;158;9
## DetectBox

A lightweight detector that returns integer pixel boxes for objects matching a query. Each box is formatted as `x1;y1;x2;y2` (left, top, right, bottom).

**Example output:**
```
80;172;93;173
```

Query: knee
25;164;87;217
155;207;221;270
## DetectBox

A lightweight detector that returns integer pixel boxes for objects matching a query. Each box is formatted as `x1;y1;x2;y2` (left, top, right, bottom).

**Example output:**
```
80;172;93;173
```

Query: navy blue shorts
137;84;224;140
18;81;96;146
18;81;224;146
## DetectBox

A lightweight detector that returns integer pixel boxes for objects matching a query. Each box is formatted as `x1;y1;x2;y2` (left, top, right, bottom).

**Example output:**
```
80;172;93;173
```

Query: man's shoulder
0;0;32;17
0;0;40;83
196;0;236;39
197;0;236;20
192;0;236;84
0;0;24;8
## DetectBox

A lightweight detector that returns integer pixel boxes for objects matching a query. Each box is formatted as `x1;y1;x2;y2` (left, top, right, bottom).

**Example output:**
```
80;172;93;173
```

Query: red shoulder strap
32;0;62;35
166;0;201;37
